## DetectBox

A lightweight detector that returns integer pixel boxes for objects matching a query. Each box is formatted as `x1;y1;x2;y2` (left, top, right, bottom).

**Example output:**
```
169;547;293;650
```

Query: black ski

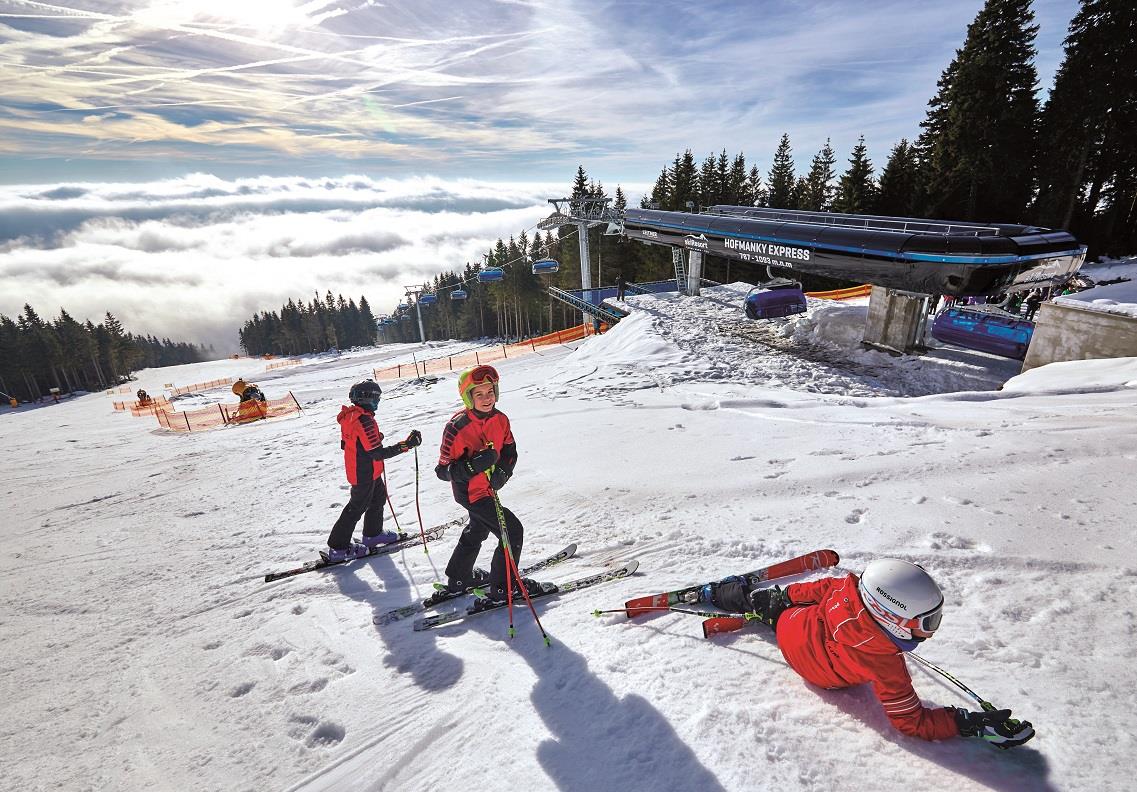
373;543;578;626
413;559;640;631
263;519;461;583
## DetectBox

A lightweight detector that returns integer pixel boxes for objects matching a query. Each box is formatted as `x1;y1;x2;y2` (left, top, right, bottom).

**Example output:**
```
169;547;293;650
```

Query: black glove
447;460;473;483
954;706;1035;749
748;585;791;626
468;448;499;475
404;430;422;448
489;467;511;491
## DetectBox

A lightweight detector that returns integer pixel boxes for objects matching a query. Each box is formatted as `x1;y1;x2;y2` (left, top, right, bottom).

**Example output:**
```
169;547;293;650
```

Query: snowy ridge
2;292;1135;791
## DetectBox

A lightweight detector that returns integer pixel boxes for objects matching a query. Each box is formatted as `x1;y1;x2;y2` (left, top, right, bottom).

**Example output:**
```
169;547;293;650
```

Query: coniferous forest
372;0;1136;346
238;293;379;357
0;307;209;402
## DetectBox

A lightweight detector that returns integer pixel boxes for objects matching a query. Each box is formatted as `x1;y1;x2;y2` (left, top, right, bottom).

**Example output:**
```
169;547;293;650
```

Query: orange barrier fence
111;396;173;415
167;377;234;397
156;393;302;432
106;386;132;395
265;358;302;371
806;284;872;300
372;323;604;382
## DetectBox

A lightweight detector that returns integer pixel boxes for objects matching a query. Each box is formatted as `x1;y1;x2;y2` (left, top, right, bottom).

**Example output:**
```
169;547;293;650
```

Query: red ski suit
436;407;516;505
338;404;386;485
776;574;960;740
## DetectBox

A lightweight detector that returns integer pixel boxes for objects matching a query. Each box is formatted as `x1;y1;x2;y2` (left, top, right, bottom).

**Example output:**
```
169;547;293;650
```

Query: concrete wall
1022;301;1137;371
862;286;930;354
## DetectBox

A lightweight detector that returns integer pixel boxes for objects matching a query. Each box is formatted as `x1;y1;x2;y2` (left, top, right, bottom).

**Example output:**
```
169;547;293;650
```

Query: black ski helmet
349;380;382;410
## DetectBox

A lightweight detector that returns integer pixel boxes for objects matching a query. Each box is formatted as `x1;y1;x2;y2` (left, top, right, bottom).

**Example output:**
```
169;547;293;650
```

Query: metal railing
708;206;1002;237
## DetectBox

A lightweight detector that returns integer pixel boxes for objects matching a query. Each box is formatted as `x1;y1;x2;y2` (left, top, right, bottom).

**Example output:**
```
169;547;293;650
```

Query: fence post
289;391;302;411
502;344;508;358
475;351;480;365
449;356;453;371
218;404;227;425
185;412;191;432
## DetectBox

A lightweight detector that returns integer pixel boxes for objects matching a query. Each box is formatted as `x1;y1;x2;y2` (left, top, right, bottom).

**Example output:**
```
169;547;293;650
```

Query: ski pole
413;447;428;552
483;452;550;646
382;470;402;532
591;605;725;619
908;652;993;708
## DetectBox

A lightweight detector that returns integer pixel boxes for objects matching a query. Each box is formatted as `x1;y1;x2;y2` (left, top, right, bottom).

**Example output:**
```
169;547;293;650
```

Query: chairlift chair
419;294;438;305
478;268;505;283
451;289;468;301
744;278;808;320
531;258;560;275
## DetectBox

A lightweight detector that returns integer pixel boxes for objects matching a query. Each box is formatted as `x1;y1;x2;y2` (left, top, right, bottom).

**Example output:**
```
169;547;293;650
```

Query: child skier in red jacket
704;558;1034;748
324;380;421;562
431;365;534;608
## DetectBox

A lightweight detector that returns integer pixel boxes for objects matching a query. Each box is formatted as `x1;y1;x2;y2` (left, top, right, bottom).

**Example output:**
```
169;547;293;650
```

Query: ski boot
467;577;546;614
322;542;369;563
423;568;489;608
691;575;745;605
361;531;400;549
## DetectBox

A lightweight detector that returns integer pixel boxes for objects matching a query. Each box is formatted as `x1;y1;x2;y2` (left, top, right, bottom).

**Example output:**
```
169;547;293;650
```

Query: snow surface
3;286;1136;792
1055;256;1137;318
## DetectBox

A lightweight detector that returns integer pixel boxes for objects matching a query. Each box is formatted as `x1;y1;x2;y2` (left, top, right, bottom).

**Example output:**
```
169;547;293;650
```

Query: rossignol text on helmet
348;380;382;411
458;365;499;409
857;558;944;641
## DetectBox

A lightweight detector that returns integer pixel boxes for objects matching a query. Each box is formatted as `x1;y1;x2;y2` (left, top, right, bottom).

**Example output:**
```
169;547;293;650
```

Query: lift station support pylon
540;197;621;331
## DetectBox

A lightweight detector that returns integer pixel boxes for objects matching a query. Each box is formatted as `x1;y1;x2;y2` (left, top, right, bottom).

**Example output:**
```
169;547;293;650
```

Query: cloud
0;1;1080;182
0;173;583;352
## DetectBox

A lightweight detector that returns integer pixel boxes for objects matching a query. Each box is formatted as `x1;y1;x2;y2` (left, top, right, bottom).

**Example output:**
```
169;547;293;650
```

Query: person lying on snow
323;380;421;563
701;558;1034;748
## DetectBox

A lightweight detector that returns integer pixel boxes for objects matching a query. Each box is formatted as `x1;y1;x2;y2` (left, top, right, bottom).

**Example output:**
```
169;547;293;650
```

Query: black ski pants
327;478;388;550
711;580;787;630
445;496;523;594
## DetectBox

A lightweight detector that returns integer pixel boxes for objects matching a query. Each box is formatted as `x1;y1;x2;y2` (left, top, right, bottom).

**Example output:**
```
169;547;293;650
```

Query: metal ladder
672;247;687;295
547;286;626;325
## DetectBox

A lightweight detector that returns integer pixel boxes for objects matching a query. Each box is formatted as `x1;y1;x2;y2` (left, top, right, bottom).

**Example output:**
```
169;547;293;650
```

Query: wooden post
185;412;191;432
475;351;480;364
218;404;227;425
502;344;508;358
289;391;301;411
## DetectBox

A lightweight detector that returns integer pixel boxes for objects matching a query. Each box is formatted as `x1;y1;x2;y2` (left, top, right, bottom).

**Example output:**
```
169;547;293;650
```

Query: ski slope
2;286;1135;792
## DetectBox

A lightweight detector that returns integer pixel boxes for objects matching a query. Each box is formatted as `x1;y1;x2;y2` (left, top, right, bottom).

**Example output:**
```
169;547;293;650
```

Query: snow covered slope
2;288;1135;792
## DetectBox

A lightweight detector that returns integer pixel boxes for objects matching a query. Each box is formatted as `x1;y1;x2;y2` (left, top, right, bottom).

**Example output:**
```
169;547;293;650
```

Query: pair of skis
262;518;463;582
616;548;840;637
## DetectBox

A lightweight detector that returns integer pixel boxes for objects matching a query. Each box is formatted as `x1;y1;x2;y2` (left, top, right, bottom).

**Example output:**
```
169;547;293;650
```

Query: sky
0;0;1082;351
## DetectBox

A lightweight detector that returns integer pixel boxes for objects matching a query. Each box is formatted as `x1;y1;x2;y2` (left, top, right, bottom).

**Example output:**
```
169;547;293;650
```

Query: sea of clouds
0;174;615;353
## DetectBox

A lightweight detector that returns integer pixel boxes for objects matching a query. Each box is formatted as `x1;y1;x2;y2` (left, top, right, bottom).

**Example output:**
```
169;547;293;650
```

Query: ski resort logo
875;586;908;610
640;230;658;238
684;234;709;251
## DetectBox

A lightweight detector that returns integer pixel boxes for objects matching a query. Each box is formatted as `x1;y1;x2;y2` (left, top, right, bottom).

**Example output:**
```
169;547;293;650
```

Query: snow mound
1001;356;1137;393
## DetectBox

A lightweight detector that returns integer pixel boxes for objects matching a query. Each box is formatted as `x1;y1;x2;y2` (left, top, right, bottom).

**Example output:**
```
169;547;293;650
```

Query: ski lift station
623;205;1088;356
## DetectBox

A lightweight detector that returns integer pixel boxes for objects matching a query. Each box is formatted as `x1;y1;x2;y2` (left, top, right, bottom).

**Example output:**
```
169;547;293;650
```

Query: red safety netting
265;359;302;371
156;393;302;432
372;323;605;382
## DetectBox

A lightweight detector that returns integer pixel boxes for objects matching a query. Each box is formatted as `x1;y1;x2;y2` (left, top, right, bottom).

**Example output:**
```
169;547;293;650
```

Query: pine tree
834;136;878;214
876;139;922;216
800;139;838;211
915;0;1040;220
1034;0;1137;254
766;134;796;209
671;150;699;211
747;164;765;206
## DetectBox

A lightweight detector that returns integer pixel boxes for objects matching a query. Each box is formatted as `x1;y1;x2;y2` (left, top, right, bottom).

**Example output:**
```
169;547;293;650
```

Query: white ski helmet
858;559;944;641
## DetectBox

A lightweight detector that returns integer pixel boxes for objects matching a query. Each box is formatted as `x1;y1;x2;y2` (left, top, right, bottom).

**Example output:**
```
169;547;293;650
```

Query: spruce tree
915;0;1040;220
876;139;921;216
766;134;796;209
801;139;838;211
834;136;878;214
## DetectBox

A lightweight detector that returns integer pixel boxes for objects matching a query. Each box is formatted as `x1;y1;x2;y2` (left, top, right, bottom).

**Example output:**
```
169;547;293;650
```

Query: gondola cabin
450;289;468;301
744;279;808;320
930;307;1034;360
531;258;560;275
419;294;438;305
478;268;505;282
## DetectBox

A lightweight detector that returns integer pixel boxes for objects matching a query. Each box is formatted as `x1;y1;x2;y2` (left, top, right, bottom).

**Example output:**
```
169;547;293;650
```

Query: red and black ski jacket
435;407;516;506
338;404;405;485
775;574;960;741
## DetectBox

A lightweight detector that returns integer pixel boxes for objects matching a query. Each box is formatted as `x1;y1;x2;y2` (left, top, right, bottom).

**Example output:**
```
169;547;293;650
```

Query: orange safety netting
112;396;173;415
156;393;302;432
806;284;872;300
265;358;302;371
372;323;606;382
167;377;234;397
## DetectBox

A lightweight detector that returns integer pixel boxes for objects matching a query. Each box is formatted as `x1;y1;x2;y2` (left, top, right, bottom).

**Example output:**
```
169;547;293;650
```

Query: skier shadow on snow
710;630;1056;791
462;614;729;792
330;553;464;693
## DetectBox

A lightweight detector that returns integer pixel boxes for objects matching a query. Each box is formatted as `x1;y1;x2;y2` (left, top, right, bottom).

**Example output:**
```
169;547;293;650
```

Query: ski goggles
464;365;499;386
869;596;944;634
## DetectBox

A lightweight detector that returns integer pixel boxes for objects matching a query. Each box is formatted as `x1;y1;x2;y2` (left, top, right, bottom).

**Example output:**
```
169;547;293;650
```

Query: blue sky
0;0;1080;186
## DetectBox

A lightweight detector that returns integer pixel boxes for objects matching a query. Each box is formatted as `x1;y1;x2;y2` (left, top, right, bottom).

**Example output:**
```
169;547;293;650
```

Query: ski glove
404;430;422;448
489;467;511;491
468;448;499;475
447;460;474;483
954;706;1035;749
748;585;791;626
